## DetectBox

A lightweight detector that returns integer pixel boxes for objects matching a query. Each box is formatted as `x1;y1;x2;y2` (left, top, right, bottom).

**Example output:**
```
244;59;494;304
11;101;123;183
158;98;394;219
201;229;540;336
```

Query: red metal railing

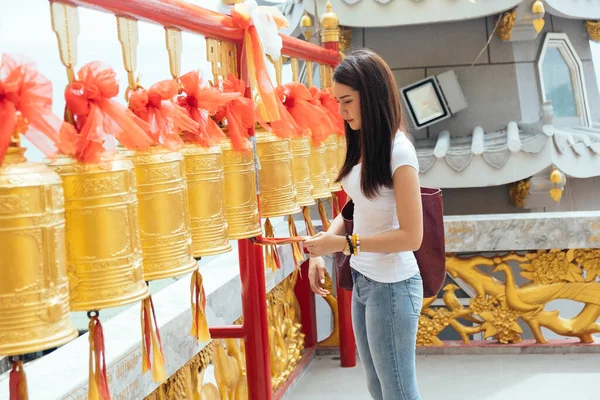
55;0;340;66
50;0;353;398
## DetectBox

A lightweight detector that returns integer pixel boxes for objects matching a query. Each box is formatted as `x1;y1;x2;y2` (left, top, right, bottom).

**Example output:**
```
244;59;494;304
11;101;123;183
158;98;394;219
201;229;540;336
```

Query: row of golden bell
0;4;346;399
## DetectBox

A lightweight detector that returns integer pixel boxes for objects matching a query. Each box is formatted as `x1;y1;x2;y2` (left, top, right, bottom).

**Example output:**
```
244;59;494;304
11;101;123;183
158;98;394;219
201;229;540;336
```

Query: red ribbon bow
318;87;345;134
276;82;332;146
0;53;75;164
64;61;153;163
128;79;197;150
176;70;237;147
214;74;255;151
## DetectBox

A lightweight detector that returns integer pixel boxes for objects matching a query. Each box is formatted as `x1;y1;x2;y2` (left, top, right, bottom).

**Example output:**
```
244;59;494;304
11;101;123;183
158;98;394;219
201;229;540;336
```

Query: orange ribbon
88;315;111;400
177;70;237;146
9;359;28;400
318;88;345;134
190;270;211;342
230;8;281;125
308;86;341;139
141;295;166;384
128;80;196;151
214;74;255;151
64;61;153;163
277;82;332;145
0;53;75;164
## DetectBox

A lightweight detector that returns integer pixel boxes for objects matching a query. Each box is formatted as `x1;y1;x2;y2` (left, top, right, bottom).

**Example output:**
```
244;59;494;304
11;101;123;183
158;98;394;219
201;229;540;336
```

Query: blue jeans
351;269;423;400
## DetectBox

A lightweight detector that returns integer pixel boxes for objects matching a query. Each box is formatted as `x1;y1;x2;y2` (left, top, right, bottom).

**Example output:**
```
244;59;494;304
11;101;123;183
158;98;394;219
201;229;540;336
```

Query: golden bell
255;128;301;218
47;154;149;311
291;136;315;207
181;143;231;257
325;134;342;193
310;138;331;200
220;139;262;239
121;146;197;280
0;147;78;355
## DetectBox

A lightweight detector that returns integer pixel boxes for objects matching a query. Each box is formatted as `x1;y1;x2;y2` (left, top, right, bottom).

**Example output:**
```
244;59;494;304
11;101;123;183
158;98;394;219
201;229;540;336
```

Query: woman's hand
303;231;346;257
308;256;330;296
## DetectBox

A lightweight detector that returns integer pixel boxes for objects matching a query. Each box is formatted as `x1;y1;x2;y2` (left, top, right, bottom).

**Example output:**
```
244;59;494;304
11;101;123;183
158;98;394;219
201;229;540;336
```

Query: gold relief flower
470;296;522;344
520;249;584;284
574;249;600;282
417;308;451;346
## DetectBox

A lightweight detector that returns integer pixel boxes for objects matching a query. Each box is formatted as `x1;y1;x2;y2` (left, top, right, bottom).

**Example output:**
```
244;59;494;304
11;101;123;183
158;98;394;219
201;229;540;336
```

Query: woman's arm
327;204;348;236
358;165;423;253
303;166;422;256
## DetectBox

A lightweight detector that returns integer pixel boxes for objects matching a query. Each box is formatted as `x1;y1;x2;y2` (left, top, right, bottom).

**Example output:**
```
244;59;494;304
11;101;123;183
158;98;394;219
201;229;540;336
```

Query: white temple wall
352;15;600;139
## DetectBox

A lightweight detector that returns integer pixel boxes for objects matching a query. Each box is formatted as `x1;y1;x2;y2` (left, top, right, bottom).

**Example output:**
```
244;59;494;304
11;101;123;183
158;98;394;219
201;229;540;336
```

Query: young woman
303;49;424;400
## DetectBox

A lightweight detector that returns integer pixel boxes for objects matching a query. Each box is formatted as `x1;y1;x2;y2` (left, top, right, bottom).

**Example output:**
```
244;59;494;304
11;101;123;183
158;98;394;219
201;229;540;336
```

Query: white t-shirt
341;132;420;283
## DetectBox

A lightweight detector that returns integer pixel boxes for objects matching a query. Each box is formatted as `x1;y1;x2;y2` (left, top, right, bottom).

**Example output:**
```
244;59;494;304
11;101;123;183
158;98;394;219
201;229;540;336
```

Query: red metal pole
241;240;272;400
333;191;356;368
209;325;245;339
294;259;318;348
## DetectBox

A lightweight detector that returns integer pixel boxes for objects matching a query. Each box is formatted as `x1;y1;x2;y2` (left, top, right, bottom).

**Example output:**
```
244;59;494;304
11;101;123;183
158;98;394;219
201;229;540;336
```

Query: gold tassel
287;215;304;268
302;206;316;236
141;295;166;384
317;199;331;231
9;358;28;400
88;313;111;400
190;270;211;342
263;218;281;271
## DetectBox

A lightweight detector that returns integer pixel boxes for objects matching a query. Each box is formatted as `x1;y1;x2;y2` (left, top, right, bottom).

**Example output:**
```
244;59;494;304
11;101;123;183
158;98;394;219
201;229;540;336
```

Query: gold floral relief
417;250;600;346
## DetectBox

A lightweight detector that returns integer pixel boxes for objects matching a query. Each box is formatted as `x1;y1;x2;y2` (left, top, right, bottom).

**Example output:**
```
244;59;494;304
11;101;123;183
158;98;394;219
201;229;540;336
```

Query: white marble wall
444;211;600;252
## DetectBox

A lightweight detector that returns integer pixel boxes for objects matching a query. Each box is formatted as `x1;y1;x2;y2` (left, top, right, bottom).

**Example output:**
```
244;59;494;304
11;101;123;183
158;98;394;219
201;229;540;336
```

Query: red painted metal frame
50;0;344;397
333;191;356;367
52;0;340;66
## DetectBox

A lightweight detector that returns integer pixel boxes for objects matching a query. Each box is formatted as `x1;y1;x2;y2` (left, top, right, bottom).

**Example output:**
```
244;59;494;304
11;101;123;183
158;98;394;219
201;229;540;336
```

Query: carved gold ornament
496;9;517;41
585;20;600;42
508;179;531;208
417;251;600;346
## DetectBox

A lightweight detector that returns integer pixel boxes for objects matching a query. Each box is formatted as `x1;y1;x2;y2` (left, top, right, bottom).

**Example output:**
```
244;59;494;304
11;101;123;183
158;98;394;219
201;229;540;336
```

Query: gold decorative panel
418;250;600;345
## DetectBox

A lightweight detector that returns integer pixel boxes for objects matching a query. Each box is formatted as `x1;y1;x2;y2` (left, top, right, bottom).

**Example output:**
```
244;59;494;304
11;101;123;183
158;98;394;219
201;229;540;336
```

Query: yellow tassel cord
287;214;304;268
88;314;111;400
141;295;167;384
263;217;281;271
9;358;28;400
190;270;211;342
302;206;316;236
317;199;331;231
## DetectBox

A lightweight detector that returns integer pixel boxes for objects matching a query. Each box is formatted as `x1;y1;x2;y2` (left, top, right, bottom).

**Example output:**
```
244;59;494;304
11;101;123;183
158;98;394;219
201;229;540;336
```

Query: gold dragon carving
418;250;600;345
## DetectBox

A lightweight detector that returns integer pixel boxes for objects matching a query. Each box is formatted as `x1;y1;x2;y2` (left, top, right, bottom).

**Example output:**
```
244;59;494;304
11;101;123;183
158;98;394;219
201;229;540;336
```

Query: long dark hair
334;49;405;199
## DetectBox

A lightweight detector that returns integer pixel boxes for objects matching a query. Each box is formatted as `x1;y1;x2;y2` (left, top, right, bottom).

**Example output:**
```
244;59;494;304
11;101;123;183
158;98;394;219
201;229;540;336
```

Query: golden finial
320;1;339;30
532;0;545;14
320;1;339;43
301;12;313;29
550;167;562;184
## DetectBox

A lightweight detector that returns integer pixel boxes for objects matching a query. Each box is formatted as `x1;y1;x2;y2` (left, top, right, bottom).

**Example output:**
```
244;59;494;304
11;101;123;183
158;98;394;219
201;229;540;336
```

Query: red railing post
240;240;273;399
294;259;318;348
333;191;356;367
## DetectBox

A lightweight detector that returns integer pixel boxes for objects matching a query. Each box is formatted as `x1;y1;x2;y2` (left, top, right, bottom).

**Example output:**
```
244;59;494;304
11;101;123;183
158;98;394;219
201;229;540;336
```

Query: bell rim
260;205;303;219
227;227;263;240
69;285;150;312
142;258;199;281
192;242;233;258
0;326;78;356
